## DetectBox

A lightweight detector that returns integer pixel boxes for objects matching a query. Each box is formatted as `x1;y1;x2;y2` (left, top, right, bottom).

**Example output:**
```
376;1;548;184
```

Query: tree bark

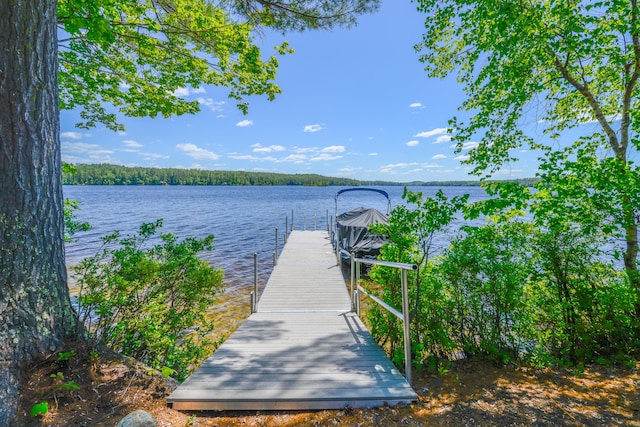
0;1;76;424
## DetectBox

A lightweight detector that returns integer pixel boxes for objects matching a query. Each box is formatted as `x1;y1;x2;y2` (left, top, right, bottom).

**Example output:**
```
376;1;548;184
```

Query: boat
334;188;390;263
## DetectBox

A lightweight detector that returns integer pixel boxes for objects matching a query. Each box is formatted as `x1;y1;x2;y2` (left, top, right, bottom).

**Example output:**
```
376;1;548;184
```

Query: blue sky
60;1;541;182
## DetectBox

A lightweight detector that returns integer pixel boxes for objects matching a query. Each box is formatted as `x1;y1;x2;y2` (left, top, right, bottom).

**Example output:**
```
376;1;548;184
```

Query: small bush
437;221;533;362
524;227;638;363
74;219;224;380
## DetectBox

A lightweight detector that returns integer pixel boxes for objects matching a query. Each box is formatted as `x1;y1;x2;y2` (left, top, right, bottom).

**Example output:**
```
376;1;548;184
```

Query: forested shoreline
62;163;539;187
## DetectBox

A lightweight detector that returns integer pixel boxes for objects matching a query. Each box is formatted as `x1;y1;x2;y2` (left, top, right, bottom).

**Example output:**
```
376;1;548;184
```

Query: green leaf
161;366;176;378
30;402;48;417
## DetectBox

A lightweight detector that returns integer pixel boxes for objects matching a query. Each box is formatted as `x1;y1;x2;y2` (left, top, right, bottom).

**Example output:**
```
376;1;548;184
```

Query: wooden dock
167;231;417;410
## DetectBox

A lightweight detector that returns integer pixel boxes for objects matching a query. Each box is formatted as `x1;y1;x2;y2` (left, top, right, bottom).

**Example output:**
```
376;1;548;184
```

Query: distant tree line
63;164;362;186
361;178;540;187
63;164;538;187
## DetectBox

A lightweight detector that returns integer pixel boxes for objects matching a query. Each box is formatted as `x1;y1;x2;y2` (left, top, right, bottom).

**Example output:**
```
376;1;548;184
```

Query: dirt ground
15;342;640;427
15;287;640;426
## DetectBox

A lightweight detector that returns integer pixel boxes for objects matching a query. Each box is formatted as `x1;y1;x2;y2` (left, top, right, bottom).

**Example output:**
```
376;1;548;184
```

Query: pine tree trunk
0;1;77;424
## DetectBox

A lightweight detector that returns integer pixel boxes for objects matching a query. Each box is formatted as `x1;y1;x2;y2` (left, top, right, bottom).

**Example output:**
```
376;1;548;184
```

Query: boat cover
336;207;389;257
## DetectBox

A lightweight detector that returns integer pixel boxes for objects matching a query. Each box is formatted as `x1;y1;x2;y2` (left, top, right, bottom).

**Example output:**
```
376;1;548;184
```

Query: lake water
63;185;487;291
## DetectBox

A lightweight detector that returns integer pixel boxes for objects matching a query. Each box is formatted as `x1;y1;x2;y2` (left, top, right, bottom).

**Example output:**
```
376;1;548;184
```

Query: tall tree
0;1;379;423
0;0;71;423
414;0;640;312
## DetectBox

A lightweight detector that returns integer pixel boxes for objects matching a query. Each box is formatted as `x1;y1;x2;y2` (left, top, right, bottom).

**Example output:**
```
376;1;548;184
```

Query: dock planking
167;231;417;411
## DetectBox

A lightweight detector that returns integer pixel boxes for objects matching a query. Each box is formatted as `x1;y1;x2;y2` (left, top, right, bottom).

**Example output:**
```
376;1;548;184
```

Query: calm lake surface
63;185;487;291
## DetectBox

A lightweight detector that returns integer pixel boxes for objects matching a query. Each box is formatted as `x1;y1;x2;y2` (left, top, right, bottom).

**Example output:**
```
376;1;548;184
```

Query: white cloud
61;142;117;164
406;140;419;147
60;131;83;140
196;97;225;112
380;162;418;173
409;102;423;108
173;87;190;97
62;141;113;155
310;154;342;162
459;141;479;150
283;154;307;163
174;87;206;97
140;151;169;160
304;124;324;133
454;154;470;161
321;145;345;153
432;154;447;159
122;140;143;148
415;128;448;138
227;154;262;161
176;143;220;160
236;119;253;127
369;152;378;156
337;167;361;175
293;146;319;153
253;144;286;153
434;135;452;144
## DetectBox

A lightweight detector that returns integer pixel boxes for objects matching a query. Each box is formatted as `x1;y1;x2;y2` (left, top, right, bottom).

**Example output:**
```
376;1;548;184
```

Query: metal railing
341;249;417;383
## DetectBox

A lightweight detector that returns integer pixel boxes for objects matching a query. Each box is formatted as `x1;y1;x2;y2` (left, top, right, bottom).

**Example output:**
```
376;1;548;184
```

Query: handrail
341;248;417;384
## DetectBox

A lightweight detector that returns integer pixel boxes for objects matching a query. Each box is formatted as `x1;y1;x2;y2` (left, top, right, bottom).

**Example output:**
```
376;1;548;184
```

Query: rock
115;410;157;427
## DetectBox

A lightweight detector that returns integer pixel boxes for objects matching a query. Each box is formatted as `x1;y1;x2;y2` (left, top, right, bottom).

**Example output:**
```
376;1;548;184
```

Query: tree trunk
0;1;76;424
622;211;640;316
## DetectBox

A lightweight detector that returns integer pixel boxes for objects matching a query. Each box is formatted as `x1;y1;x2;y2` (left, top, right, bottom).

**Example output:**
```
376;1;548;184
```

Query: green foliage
30;402;48;417
414;0;640;309
62;163;362;186
73;219;224;380
57;0;379;131
369;188;638;370
161;366;176;379
437;221;533;363
63;162;91;242
50;372;64;382
56;350;76;362
524;227;637;363
63;199;91;243
57;381;80;392
368;189;467;364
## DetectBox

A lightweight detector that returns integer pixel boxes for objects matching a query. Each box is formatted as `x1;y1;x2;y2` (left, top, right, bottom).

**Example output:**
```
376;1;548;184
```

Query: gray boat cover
336;207;389;257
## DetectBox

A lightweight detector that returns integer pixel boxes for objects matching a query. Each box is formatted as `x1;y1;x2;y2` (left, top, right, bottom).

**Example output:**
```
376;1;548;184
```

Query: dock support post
250;292;256;314
274;228;278;265
291;209;294;232
401;269;412;383
350;253;355;311
285;217;288;244
253;253;258;312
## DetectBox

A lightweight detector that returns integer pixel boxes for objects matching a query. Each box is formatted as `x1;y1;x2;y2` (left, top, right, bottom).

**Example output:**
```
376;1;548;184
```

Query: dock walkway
167;230;417;410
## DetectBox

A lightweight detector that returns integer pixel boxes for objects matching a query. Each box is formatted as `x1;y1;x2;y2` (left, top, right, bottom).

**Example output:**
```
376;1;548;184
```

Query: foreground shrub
74;219;224;380
370;187;638;371
437;221;533;363
367;189;466;366
524;227;638;364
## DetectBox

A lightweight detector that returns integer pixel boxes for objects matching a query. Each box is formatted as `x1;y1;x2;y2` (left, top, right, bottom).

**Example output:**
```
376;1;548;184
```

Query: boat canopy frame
334;187;391;217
